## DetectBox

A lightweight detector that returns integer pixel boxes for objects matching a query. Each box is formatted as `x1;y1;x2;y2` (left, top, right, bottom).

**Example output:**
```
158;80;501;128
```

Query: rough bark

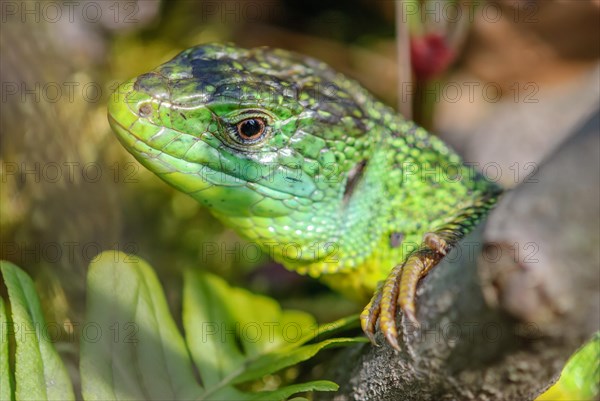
321;112;600;401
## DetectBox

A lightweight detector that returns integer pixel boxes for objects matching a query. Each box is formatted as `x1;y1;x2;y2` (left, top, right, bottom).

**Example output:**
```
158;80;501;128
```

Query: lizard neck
211;124;393;278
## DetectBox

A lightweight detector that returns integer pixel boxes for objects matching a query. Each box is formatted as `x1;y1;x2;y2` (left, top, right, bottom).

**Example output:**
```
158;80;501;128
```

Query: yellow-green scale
108;43;499;303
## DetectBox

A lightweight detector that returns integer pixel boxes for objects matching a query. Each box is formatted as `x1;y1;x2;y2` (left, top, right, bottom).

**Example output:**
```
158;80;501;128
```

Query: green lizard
108;43;501;350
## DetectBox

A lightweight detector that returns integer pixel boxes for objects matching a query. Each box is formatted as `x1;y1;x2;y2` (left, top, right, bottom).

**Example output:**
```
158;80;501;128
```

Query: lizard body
108;43;501;347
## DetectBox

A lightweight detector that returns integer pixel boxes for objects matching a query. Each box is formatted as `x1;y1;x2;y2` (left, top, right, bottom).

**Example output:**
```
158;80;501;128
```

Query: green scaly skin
108;43;501;347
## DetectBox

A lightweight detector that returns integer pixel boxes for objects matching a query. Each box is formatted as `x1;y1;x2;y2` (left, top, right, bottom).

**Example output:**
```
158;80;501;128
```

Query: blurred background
1;0;599;388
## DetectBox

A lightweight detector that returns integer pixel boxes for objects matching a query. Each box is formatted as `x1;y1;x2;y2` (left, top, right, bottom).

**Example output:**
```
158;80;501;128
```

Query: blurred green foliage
1;255;363;400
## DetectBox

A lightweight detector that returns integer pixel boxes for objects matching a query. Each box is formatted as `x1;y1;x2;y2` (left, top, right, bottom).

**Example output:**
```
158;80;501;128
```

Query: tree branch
322;112;600;401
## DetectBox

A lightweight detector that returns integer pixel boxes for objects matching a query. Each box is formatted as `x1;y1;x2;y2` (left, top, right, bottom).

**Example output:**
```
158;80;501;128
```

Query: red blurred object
410;33;454;81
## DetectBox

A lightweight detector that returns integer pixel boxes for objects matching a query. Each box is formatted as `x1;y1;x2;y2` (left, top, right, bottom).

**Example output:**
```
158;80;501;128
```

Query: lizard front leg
360;195;499;350
360;233;449;350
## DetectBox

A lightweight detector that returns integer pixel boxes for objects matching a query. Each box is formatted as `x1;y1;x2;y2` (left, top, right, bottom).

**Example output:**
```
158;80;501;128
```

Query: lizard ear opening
343;159;367;203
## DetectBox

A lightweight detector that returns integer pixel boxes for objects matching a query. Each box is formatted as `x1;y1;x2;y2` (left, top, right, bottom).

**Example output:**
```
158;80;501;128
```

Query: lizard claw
385;330;401;352
359;264;405;350
360;291;382;346
402;305;420;330
360;245;444;350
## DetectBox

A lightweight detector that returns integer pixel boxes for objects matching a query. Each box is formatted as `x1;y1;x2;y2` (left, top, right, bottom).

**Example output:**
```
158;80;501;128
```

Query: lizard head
109;44;381;221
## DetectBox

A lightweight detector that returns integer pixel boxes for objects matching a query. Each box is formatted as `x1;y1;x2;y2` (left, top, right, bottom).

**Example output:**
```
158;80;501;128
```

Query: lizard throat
343;159;368;203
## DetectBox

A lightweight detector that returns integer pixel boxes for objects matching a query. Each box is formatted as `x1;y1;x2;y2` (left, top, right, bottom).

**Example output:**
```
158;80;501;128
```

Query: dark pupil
240;119;262;137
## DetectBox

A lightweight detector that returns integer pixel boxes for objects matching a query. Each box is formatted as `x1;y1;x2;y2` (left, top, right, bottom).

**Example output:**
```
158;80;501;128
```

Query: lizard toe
360;290;383;345
377;264;403;350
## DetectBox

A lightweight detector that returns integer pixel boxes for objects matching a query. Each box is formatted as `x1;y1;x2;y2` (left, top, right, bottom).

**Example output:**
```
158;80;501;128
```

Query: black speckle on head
151;44;372;125
190;58;222;71
191;58;230;82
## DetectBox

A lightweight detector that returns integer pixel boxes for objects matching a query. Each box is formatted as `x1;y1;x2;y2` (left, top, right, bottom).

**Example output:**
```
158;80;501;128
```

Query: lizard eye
236;118;266;141
222;110;273;147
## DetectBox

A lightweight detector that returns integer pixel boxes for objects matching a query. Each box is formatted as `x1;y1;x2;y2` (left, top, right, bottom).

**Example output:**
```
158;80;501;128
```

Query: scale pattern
108;43;500;301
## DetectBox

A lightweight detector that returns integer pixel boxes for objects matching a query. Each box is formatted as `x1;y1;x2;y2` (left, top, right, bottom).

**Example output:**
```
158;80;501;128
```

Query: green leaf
537;332;600;400
79;252;358;400
0;296;13;401
183;270;364;399
79;251;203;400
247;380;338;400
182;270;319;388
232;337;362;385
297;314;361;345
0;261;74;401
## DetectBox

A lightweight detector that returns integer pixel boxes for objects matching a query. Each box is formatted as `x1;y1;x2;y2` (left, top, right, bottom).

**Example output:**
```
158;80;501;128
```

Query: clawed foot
360;233;450;350
360;263;405;350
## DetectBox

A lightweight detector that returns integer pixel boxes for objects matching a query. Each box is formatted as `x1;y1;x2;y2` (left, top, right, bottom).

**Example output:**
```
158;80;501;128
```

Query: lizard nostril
138;103;152;117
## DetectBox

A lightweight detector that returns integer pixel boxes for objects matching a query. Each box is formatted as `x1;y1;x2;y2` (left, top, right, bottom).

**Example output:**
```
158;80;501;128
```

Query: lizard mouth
107;103;250;195
107;82;316;217
107;84;246;198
